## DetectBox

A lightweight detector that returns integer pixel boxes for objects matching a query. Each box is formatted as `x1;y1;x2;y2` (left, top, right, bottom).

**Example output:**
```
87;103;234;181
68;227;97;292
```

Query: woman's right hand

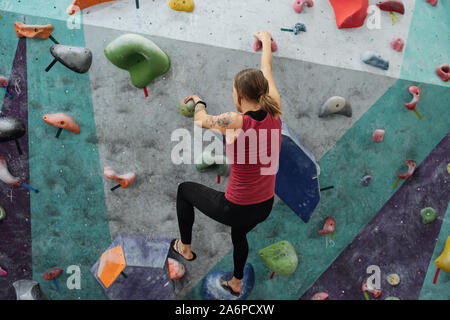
253;30;272;45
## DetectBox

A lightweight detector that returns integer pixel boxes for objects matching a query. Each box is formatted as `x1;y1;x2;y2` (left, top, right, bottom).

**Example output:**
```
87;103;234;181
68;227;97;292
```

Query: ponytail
259;93;282;118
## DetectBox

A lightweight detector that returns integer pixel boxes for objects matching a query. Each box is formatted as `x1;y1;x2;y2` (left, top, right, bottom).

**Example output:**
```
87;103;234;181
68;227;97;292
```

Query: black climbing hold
0;116;26;142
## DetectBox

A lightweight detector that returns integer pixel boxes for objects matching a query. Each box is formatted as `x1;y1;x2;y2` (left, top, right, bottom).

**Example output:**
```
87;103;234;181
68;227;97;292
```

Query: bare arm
254;30;282;109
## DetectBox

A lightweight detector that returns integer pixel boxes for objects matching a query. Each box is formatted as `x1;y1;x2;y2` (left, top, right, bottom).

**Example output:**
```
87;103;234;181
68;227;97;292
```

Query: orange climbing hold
43;113;80;135
329;0;369;29
14;22;53;39
67;0;115;15
97;245;126;289
168;258;185;280
433;236;450;284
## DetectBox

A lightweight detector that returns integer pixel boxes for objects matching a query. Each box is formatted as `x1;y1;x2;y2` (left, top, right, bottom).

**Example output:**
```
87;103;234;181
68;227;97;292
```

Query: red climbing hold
436;64;450;82
376;1;405;14
293;0;314;14
426;0;438;6
0;77;8;87
43;267;63;280
405;86;420;111
318;216;336;236
391;37;404;52
329;0;369;29
253;38;278;52
398;160;417;180
362;278;382;299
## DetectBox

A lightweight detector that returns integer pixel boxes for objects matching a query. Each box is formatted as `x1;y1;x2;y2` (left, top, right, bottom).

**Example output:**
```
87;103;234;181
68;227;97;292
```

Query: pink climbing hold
0;77;8;87
293;0;314;14
253;38;278;53
0;156;22;187
376;0;405;14
398;160;417;180
329;0;369;29
426;0;438;6
391;37;404;52
405;85;420;110
372;129;385;143
318;216;336;236
311;292;329;300
362;278;382;299
436;64;450;82
0;267;7;277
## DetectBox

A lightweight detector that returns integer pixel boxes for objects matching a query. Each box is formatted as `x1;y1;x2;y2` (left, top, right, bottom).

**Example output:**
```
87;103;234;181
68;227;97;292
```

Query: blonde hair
234;68;282;117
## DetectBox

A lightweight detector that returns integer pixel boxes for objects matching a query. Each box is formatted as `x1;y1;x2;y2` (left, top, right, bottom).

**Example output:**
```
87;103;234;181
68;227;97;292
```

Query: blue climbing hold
361;51;389;70
201;263;255;300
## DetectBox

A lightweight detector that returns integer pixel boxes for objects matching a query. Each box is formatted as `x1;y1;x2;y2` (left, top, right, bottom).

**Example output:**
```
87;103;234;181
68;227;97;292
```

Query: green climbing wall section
400;0;450;86
18;7;110;299
420;202;450;300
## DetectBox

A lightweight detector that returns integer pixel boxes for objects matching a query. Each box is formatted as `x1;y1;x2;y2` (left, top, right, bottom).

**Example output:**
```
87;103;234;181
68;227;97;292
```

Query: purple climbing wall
0;37;32;300
300;132;450;300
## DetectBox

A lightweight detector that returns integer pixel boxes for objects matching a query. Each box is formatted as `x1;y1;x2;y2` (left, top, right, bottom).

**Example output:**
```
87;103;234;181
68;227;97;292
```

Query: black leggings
176;181;274;280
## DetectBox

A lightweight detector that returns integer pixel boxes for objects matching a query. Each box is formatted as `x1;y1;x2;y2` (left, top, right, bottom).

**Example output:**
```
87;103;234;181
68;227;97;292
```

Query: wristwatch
195;101;207;108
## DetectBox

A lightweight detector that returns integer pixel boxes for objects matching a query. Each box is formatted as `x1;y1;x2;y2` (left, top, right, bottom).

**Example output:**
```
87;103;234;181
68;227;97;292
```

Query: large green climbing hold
420;207;437;224
104;34;171;89
195;150;229;176
258;240;298;276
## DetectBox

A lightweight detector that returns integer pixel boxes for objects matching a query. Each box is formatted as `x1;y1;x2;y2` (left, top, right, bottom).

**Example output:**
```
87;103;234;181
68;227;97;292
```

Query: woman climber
172;30;282;297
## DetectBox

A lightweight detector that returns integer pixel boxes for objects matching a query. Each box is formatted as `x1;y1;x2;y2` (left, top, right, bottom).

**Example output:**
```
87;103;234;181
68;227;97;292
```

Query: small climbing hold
447;163;450;174
43;267;63;291
259;241;298;276
195;150;230;177
318;216;336;237
362;278;382;299
0;206;5;221
0;266;6;277
105;34;171;89
386;273;400;286
361;51;389;70
168;258;185;280
47;45;92;74
390;37;404;52
436;64;450;82
393;159;417;189
14;22;54;39
202;263;255;300
0;116;26;145
385;296;400;300
420;207;437;224
67;0;115;15
376;1;405;14
281;23;307;35
43;113;80;137
179;99;195;117
426;0;438;6
372;129;385;142
104;166;136;190
329;0;369;29
319;96;352;118
293;0;314;14
253;38;278;53
169;0;194;12
311;292;329;300
0;77;13;100
0;156;22;187
360;175;372;187
434;236;450;284
405;86;422;119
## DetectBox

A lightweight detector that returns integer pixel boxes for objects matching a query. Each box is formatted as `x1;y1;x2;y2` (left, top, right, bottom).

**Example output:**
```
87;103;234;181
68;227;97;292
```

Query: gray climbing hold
361;51;389;70
0;117;26;142
319;96;352;118
360;175;372;186
13;280;47;300
293;23;307;34
0;206;5;221
50;44;93;73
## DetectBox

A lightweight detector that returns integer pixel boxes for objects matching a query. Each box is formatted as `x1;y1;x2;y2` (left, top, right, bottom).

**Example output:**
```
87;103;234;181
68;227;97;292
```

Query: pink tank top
225;112;282;205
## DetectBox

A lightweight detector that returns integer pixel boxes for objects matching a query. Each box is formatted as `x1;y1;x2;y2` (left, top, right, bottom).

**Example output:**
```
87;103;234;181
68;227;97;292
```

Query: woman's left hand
184;95;202;105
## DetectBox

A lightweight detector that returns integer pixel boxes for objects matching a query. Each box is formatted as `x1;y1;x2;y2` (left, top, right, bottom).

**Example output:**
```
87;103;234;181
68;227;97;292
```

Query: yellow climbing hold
447;163;450;174
435;236;450;274
169;0;194;12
